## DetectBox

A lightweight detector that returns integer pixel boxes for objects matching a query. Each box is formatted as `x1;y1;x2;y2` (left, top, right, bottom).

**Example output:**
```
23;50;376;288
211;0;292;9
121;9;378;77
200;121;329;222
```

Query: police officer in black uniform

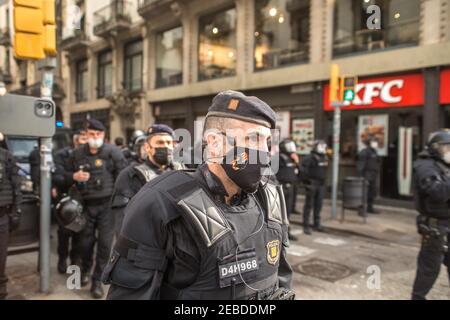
52;129;87;274
0;132;22;299
300;140;329;235
276;139;299;241
411;129;450;300
69;119;127;299
111;124;184;236
102;90;294;300
357;135;380;214
122;130;146;165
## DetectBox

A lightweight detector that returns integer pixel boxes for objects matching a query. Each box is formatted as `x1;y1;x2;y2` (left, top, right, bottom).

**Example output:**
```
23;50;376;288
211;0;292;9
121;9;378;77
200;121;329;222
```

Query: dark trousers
282;183;295;218
292;184;299;213
57;225;82;265
81;201;114;282
0;214;9;300
303;183;325;228
366;178;377;209
412;230;450;300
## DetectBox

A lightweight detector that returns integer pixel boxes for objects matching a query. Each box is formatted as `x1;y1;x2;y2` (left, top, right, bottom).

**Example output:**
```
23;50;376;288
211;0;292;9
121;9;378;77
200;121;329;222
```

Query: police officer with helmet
276;139;299;241
111;124;184;236
299;140;329;235
357;135;381;214
122;130;146;165
68;119;127;299
102;90;294;300
0;132;22;299
411;129;450;300
52;129;87;274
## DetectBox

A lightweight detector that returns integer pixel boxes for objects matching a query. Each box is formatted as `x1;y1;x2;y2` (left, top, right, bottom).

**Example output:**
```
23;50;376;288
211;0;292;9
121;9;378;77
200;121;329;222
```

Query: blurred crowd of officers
0;90;448;300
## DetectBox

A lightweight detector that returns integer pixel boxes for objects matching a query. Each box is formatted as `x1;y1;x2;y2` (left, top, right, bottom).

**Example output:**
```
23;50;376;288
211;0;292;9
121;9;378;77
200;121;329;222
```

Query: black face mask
221;146;270;194
153;147;172;166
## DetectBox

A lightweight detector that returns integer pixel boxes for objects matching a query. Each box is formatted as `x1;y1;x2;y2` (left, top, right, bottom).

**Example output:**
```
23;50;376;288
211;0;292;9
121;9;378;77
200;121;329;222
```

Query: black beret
147;124;174;137
205;90;276;129
85;118;105;132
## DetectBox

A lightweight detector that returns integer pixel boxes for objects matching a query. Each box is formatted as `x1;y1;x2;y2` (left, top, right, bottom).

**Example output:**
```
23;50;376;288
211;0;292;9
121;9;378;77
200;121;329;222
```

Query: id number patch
219;257;259;280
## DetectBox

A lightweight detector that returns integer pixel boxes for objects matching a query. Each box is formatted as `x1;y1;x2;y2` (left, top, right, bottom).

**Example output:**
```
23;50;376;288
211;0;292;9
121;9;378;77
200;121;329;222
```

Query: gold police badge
266;240;280;265
95;159;103;168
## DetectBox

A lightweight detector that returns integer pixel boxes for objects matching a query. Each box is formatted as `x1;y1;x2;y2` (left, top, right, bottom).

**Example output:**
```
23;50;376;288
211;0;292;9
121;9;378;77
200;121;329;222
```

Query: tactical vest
415;160;450;219
364;149;379;172
0;149;14;207
73;145;116;201
134;164;159;183
276;153;298;184
161;172;289;300
306;153;328;183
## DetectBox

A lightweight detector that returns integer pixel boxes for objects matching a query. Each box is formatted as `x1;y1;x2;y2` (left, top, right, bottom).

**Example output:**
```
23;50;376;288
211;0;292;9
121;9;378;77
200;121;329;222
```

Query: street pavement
4;197;450;300
287;197;449;300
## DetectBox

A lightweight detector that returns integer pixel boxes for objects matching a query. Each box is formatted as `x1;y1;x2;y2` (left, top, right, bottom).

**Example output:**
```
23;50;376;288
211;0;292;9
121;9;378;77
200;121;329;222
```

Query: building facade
1;0;450;201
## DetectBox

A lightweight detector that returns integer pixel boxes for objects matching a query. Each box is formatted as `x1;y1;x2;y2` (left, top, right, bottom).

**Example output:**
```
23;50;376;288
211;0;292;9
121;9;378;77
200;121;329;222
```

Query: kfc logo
324;73;424;111
353;80;404;105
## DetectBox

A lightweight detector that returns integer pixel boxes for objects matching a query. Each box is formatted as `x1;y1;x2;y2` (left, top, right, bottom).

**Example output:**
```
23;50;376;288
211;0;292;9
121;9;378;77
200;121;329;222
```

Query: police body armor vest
73;145;116;201
134;164;158;183
0;149;14;207
276;153;298;184
415;160;450;220
161;172;289;300
307;153;328;183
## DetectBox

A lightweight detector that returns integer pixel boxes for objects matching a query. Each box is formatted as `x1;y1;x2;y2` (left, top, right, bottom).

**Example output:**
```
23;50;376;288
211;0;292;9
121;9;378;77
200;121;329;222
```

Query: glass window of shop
75;59;88;103
326;109;423;199
124;39;143;92
333;0;420;57
254;0;310;70
97;50;113;98
198;7;237;81
156;26;183;88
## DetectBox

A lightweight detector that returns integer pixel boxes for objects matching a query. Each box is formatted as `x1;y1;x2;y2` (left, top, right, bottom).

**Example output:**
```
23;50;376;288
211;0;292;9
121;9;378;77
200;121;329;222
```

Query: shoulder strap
134;164;158;183
256;183;289;226
435;161;450;178
166;172;232;248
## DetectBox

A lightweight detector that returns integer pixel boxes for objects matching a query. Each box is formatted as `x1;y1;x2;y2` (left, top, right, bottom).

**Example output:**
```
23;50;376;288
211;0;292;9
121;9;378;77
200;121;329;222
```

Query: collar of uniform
84;143;104;155
145;157;164;173
197;164;229;200
197;164;251;207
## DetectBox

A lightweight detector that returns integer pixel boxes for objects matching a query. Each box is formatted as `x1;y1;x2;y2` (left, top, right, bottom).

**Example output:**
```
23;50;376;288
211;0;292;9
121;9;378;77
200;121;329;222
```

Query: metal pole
331;103;342;220
39;57;56;293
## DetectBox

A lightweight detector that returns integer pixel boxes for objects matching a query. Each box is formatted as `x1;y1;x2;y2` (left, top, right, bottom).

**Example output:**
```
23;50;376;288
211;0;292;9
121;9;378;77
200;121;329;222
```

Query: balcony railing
61;29;90;51
137;0;174;19
0;28;11;47
94;0;132;38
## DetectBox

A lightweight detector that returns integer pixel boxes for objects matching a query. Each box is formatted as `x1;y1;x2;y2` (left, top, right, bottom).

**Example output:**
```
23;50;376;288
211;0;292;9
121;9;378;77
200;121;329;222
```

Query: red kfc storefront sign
323;73;424;111
440;68;450;105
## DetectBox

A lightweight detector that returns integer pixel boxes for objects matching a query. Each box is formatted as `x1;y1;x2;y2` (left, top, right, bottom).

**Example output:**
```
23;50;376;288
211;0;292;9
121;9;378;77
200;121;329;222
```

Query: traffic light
329;64;340;104
13;0;56;60
42;0;57;56
340;76;358;102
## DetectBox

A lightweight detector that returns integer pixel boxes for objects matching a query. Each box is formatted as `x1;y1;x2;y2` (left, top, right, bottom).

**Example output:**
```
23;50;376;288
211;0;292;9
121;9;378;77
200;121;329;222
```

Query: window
199;7;237;81
333;0;420;57
124;39;143;92
75;59;88;102
254;0;310;70
97;50;113;98
156;26;183;88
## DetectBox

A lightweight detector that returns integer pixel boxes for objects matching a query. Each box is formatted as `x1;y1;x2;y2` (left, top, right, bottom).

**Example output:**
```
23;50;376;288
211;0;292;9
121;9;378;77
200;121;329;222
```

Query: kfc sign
440;69;450;105
324;74;424;111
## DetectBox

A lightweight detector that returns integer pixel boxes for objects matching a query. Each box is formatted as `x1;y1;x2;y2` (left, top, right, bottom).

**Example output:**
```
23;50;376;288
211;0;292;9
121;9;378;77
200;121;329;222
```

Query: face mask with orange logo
221;146;270;194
